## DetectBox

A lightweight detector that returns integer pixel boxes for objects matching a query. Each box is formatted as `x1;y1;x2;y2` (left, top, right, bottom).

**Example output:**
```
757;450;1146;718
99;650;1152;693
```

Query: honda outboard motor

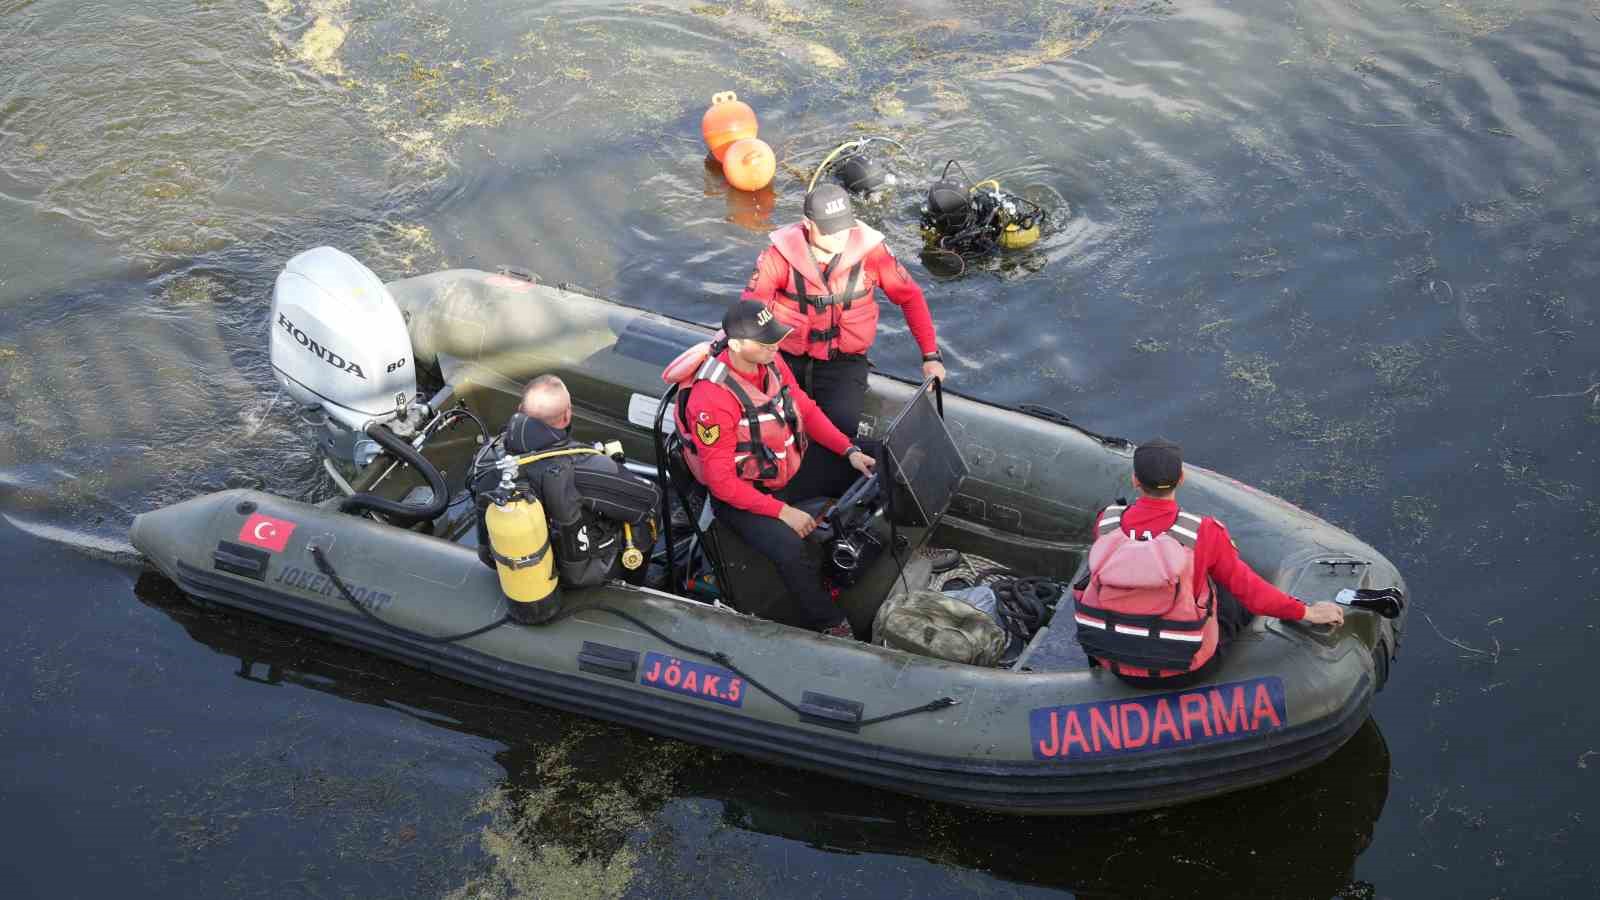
270;246;455;527
271;246;416;429
271;246;422;468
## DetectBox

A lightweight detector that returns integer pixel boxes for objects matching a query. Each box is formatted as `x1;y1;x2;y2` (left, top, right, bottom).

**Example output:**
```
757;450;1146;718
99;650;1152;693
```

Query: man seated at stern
475;374;658;590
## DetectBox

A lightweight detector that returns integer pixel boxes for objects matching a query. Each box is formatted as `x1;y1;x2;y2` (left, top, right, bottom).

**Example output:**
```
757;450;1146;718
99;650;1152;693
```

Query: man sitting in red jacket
1076;440;1344;687
666;301;876;637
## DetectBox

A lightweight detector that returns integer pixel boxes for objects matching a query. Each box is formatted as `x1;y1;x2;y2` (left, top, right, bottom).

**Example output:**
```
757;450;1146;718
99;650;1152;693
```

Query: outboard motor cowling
270;246;416;432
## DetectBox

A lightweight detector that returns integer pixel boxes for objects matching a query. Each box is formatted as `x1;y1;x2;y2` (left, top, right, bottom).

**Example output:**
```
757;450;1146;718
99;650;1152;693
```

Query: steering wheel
801;472;880;545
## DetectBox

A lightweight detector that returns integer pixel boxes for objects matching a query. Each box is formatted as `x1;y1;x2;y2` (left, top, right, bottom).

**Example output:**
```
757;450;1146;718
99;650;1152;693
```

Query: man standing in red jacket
1079;440;1345;687
668;301;876;636
741;183;945;498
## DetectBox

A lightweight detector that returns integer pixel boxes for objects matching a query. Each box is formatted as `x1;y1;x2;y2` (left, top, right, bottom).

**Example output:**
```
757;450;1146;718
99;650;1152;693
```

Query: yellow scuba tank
998;220;1040;250
484;462;561;624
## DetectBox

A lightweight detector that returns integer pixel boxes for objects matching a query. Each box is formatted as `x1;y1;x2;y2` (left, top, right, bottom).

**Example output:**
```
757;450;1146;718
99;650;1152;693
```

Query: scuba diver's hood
837;153;893;195
505;413;570;454
923;180;970;233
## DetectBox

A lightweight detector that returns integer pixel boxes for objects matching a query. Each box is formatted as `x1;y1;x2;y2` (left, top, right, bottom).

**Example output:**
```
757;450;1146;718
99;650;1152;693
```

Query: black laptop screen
878;380;969;528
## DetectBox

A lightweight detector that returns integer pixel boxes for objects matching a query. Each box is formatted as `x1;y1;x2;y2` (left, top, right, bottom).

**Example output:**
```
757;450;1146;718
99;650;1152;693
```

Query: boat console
808;377;969;585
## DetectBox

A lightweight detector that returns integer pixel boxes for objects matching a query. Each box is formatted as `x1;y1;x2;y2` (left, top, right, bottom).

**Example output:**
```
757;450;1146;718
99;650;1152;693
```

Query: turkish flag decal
238;513;297;553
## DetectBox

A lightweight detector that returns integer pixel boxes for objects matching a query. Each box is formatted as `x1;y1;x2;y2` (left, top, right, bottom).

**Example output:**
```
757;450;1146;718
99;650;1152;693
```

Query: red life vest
1073;504;1220;678
661;341;807;492
766;221;885;360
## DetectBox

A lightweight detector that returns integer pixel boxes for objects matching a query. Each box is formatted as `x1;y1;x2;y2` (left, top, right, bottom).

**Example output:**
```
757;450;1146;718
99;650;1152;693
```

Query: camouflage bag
873;589;1009;667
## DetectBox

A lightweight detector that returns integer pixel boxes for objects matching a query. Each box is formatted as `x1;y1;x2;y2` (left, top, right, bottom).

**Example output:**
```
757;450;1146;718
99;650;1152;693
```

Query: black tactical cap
722;300;793;345
803;183;855;235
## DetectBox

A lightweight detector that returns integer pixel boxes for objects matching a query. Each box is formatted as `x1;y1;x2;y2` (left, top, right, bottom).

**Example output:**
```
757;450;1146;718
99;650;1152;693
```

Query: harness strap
717;364;786;480
833;261;864;310
776;263;870;313
490;536;553;570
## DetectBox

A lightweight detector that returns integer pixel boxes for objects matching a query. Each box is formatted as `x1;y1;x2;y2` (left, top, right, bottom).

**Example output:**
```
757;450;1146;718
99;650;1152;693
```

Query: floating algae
298;17;348;76
446;728;709;900
872;85;908;118
161;274;224;307
445;788;637;900
1223;350;1279;398
805;41;847;71
363;221;441;276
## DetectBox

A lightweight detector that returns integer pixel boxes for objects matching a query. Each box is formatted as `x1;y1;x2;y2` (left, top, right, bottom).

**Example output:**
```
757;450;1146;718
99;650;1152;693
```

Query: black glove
1337;587;1405;619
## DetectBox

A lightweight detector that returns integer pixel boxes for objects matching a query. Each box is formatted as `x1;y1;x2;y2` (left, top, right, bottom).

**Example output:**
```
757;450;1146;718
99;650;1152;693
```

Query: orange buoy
702;91;758;163
722;137;776;192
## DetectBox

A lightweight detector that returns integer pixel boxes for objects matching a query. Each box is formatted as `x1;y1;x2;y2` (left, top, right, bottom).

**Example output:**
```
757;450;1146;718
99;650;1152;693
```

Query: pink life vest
766;221;885;359
1074;504;1219;678
661;340;807;492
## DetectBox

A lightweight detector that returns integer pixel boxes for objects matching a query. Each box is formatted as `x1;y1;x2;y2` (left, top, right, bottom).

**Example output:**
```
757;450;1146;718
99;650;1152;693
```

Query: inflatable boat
130;248;1408;814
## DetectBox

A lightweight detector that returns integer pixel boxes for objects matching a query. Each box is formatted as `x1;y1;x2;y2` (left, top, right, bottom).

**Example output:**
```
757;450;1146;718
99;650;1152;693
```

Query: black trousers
710;498;841;631
781;352;870;502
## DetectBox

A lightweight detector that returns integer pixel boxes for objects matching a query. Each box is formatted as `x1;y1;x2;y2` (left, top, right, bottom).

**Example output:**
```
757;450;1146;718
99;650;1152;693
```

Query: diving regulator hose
807;136;907;193
338;422;450;527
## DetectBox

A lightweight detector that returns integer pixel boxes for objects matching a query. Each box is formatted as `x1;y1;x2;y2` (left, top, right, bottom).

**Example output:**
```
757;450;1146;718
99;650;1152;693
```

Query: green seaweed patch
1262;390;1395;449
449;728;711;899
364;221;441;277
1390;494;1439;546
163;275;224;306
1365;341;1444;409
447;788;637;900
1224;350;1278;397
1497;445;1580;503
872;84;907;118
1427;0;1524;40
1263;447;1385;504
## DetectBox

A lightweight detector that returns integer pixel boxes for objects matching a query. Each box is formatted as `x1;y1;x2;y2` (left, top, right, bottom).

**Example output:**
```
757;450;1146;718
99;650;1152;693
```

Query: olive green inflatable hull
130;268;1407;815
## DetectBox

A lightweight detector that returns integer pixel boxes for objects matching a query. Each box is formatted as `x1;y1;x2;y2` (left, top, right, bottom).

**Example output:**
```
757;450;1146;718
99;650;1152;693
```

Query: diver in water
740;183;945;498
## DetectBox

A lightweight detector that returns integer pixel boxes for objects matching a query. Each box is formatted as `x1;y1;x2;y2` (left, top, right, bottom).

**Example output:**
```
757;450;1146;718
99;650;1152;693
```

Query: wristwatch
922;350;944;362
844;444;864;459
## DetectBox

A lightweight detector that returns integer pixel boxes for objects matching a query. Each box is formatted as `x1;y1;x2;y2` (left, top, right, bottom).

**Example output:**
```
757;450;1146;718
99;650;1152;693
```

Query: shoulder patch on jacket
695;421;721;445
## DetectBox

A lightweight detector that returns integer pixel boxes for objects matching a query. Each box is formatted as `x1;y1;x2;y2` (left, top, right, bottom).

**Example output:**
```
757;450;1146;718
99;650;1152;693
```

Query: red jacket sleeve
740;246;788;304
1197;519;1306;620
683;382;784;517
775;355;852;455
868;245;938;356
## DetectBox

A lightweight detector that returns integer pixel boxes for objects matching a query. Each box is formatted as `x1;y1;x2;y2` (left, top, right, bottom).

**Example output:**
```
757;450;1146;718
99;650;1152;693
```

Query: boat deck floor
431;485;1093;674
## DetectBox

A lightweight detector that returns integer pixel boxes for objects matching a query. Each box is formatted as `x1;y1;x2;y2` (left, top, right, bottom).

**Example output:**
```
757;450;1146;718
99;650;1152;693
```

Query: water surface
2;1;1598;896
